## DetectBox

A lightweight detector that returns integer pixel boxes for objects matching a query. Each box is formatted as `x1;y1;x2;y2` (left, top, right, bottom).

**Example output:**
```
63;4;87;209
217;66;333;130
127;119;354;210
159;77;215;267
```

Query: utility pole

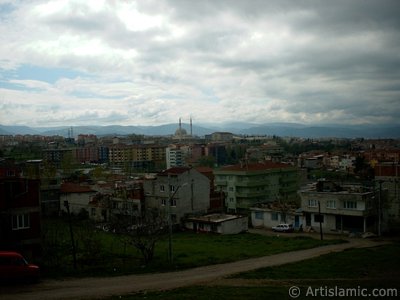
167;173;187;264
64;200;77;270
318;201;323;240
377;180;383;236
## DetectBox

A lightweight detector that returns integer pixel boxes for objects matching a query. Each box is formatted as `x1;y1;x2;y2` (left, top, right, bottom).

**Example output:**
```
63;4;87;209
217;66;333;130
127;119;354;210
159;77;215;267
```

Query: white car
272;224;294;233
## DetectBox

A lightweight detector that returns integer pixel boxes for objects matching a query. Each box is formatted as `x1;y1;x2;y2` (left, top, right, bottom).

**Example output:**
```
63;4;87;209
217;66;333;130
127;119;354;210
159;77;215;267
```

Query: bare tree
111;208;168;265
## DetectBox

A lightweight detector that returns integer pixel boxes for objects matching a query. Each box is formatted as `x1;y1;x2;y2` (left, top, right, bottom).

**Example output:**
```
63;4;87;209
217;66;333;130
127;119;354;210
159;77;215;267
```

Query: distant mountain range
0;123;399;139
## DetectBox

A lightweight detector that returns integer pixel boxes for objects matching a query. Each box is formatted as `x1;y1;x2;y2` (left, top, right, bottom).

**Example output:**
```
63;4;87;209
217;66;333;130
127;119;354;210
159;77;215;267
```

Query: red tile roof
61;182;95;193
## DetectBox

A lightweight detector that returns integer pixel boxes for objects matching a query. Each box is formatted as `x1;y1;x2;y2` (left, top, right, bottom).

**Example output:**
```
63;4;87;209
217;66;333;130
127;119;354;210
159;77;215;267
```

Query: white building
166;145;185;169
184;214;248;234
250;202;303;230
299;180;377;234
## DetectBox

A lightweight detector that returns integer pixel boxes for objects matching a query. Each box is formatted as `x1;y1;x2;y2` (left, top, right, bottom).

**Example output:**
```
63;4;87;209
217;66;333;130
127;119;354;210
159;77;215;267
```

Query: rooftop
218;161;292;172
186;214;245;223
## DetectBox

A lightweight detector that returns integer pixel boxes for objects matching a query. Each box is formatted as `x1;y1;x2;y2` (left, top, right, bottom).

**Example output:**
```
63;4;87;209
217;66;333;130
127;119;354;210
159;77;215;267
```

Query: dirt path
0;239;386;300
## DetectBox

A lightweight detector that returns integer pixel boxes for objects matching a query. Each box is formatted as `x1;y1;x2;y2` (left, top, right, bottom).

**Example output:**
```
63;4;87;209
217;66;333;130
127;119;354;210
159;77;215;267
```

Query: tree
111;208;168;265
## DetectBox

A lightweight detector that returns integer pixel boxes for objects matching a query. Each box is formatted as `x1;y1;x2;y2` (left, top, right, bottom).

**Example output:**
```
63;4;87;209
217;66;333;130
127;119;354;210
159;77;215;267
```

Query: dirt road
0;239;385;300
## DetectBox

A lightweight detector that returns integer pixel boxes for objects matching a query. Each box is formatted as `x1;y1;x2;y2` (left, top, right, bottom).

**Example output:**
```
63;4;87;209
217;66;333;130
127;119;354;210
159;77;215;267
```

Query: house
60;182;96;215
214;161;299;213
299;180;377;234
88;181;144;223
250;202;303;230
184;213;248;234
0;159;42;258
143;167;210;224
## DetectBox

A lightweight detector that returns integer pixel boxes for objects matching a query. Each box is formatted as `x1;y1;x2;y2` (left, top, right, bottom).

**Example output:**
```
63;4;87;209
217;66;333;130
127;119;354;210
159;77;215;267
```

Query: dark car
0;251;40;283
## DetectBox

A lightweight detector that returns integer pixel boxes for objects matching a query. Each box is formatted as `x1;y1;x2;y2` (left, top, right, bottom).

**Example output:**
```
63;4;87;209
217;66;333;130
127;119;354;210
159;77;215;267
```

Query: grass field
230;242;400;280
40;218;344;278
105;243;400;300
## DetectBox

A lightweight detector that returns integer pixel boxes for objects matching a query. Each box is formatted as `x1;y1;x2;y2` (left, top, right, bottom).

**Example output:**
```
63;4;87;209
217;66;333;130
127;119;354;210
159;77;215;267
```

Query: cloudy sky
0;0;399;127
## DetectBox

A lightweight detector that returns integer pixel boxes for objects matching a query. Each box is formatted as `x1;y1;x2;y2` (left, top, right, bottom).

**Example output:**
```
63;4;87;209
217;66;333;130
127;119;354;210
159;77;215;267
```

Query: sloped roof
60;182;95;193
157;167;191;176
219;161;292;172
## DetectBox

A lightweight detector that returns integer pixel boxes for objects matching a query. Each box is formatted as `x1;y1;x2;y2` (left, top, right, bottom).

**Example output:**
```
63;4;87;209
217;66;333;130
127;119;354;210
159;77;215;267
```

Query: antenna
190;115;193;136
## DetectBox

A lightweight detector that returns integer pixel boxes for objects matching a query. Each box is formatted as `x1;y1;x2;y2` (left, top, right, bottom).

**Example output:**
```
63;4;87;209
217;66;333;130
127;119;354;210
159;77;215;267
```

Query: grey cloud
1;0;400;126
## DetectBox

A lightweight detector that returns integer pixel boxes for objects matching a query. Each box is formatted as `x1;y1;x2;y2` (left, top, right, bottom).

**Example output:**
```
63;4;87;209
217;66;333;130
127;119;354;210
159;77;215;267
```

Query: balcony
235;190;267;198
215;179;227;186
235;179;269;187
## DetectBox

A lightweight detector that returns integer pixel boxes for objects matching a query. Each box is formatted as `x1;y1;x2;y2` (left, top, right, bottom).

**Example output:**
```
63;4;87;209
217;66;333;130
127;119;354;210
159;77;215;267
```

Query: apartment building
109;144;166;169
214;161;299;213
165;145;186;168
0;159;42;258
374;162;400;231
299;180;377;234
143;167;210;223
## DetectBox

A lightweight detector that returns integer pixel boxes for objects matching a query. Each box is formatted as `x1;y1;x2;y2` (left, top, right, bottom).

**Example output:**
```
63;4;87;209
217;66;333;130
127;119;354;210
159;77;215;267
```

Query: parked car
272;224;294;233
0;251;40;283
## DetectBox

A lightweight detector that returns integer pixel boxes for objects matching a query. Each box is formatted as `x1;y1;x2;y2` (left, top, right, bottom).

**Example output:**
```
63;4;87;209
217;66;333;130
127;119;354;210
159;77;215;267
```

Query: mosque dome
175;127;187;136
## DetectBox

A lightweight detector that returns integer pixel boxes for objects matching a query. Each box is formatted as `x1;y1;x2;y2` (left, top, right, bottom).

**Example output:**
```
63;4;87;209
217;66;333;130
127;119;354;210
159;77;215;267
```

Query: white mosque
173;117;193;141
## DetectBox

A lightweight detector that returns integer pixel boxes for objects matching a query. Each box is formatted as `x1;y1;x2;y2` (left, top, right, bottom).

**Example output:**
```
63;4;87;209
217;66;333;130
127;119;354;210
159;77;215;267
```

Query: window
170;199;177;206
160;185;165;192
271;212;279;221
161;198;166;206
169;185;175;192
326;200;336;209
91;208;96;216
229;197;234;202
12;214;30;230
255;211;263;220
344;201;357;209
229;187;234;192
308;199;318;207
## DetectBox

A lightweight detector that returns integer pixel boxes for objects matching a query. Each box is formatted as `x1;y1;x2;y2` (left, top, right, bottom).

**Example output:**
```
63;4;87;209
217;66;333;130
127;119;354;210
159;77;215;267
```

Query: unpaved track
0;239;385;300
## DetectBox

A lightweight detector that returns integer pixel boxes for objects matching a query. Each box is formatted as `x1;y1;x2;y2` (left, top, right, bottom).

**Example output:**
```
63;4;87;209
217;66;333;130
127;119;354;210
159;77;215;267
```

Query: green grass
40;218;344;278
155;232;344;270
230;243;400;280
103;243;400;300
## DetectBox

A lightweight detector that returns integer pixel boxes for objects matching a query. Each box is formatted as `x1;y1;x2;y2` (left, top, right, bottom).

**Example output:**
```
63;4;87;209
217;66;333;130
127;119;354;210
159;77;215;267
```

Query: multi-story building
205;132;234;142
205;143;228;166
299;180;377;234
374;162;400;231
166;145;185;169
42;148;74;168
74;146;99;164
214;161;299;213
109;144;166;170
0;158;42;258
143;167;210;223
